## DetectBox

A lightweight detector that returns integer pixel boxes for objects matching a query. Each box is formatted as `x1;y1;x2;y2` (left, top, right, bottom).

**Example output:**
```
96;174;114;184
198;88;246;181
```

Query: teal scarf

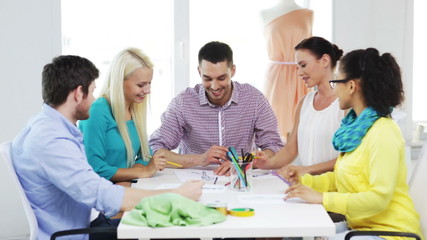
332;107;380;152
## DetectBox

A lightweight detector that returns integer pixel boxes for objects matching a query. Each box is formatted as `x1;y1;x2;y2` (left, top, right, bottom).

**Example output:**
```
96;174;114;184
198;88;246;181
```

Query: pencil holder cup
229;161;253;192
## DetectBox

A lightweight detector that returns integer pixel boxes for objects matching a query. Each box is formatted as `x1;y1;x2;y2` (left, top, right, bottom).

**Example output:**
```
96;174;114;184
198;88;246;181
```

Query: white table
118;167;335;239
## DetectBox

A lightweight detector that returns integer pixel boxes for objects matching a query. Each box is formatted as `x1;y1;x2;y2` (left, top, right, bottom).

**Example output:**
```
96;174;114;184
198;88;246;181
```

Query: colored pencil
166;161;183;167
271;171;291;185
145;155;183;167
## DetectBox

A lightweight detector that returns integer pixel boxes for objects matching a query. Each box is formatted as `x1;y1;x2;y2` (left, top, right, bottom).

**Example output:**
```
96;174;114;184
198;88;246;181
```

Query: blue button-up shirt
12;104;124;240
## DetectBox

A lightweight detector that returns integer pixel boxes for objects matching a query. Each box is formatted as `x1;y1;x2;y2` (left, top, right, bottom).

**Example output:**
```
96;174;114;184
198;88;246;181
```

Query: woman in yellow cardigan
281;48;423;240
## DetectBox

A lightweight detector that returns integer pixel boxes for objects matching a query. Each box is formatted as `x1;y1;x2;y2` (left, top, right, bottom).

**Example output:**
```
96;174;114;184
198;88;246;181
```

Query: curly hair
340;48;404;116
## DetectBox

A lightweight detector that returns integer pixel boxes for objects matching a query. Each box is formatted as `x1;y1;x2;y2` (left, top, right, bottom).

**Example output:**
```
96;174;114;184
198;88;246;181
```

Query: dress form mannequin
260;0;303;26
260;0;313;139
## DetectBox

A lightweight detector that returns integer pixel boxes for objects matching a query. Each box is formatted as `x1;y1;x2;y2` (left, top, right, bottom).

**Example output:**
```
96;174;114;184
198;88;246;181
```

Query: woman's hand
133;154;167;178
276;165;300;185
151;154;167;171
284;164;312;176
144;154;167;176
285;183;323;204
253;151;270;169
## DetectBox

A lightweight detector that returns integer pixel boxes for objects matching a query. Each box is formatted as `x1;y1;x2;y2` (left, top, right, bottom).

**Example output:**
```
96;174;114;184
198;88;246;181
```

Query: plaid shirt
149;81;283;155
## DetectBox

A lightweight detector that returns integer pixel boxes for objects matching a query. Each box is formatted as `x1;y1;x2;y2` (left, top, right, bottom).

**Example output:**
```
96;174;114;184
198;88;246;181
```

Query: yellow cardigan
302;118;423;239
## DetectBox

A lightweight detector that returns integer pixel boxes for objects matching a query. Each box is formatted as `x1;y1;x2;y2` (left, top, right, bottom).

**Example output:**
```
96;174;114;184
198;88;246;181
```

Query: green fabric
332;107;380;152
121;193;226;227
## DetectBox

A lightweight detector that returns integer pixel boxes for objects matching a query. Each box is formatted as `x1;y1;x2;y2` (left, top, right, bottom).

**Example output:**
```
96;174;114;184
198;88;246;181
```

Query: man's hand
214;161;231;176
174;180;204;201
199;145;228;166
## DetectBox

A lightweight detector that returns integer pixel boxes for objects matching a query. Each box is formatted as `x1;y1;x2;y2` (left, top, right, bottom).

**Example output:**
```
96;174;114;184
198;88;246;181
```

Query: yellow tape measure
206;201;228;216
228;208;255;217
207;202;255;217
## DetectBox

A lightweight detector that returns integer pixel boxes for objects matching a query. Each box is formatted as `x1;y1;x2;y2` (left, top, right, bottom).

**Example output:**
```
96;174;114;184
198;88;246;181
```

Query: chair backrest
409;142;427;236
0;141;38;240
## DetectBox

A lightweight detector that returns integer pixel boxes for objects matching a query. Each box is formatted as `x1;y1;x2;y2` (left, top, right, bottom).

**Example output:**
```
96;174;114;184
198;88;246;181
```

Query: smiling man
149;41;283;175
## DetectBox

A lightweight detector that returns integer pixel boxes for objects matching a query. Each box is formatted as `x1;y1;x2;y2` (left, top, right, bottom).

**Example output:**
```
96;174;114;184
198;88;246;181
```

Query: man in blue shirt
11;55;203;240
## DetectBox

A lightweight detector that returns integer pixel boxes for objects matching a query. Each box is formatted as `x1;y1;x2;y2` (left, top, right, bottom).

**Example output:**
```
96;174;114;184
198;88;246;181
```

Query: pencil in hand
166;161;183;167
271;171;291;185
145;155;183;168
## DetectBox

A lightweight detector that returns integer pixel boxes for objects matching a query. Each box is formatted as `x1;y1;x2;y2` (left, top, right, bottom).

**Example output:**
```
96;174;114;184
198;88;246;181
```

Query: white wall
0;0;61;143
332;0;414;142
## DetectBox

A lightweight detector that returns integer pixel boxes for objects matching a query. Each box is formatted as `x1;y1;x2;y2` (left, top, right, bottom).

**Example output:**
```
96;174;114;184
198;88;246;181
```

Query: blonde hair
99;47;153;167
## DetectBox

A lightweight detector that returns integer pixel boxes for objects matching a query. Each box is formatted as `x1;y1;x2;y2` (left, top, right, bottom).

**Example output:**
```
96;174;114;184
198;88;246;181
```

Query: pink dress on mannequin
263;9;313;139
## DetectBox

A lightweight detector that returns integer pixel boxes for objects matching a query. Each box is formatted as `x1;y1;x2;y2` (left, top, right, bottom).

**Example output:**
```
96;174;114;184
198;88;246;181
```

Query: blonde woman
79;48;166;183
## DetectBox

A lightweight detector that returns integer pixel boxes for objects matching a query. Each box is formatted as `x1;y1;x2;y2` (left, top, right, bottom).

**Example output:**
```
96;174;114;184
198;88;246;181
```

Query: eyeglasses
329;79;350;89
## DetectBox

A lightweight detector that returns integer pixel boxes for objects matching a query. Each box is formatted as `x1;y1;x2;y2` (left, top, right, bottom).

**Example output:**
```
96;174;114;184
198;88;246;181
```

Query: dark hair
340;48;404;116
42;55;99;107
198;41;233;67
294;36;343;68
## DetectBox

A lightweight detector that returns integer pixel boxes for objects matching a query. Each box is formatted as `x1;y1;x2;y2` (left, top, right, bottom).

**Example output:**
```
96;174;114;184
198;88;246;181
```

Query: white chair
345;142;427;240
0;141;116;240
0;141;37;240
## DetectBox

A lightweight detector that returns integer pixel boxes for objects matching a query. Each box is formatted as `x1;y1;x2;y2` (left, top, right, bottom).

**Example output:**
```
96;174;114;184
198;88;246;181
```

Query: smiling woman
79;48;168;183
254;36;345;177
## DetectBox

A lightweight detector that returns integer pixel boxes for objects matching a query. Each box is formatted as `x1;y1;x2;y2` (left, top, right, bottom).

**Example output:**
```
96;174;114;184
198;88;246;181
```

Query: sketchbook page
174;169;228;183
238;194;305;204
156;183;226;193
238;194;286;204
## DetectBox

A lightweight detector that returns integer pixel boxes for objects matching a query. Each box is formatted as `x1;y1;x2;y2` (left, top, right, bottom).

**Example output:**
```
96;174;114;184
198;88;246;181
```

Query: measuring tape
207;202;255;217
228;208;255;217
206;201;228;216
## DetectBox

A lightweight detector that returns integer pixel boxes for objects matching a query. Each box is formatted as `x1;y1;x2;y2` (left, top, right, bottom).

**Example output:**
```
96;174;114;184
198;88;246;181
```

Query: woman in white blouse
255;36;346;176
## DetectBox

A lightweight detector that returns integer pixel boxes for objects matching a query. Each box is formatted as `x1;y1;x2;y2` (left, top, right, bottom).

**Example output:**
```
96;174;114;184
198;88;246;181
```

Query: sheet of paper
200;184;226;193
238;194;306;204
174;169;228;183
238;194;286;204
251;171;272;178
156;183;226;193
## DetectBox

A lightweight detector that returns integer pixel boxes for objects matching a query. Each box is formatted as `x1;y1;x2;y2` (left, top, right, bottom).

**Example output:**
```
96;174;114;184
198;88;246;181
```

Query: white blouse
296;91;345;166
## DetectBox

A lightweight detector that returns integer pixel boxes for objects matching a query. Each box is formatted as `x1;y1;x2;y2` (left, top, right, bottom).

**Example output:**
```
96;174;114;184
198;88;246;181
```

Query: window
413;0;427;143
413;1;427;122
61;0;173;134
62;0;332;134
188;0;332;90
